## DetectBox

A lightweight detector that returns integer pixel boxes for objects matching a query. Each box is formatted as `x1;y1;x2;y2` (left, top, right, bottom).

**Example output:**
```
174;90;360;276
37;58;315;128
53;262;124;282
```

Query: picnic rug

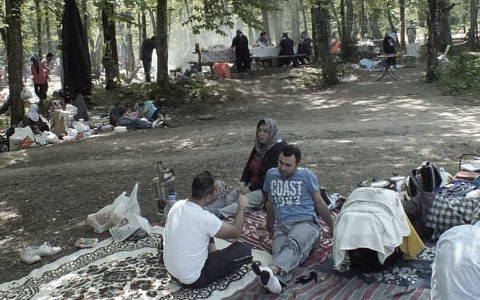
229;211;433;300
0;226;271;300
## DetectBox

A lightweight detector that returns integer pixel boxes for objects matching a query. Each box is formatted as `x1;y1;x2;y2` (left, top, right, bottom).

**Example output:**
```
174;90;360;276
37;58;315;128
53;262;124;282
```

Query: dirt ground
1;65;479;284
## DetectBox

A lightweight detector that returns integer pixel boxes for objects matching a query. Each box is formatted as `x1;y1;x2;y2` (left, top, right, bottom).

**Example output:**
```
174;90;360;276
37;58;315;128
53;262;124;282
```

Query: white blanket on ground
0;227;271;300
333;188;410;268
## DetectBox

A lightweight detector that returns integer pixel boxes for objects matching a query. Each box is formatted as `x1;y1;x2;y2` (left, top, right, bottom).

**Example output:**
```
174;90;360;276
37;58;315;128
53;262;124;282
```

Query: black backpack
403;161;441;239
407;161;442;196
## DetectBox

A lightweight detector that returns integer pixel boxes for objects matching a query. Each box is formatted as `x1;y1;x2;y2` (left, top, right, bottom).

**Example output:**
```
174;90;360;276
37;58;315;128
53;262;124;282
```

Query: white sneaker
20;247;41;264
32;242;62;256
252;263;282;294
152;119;164;128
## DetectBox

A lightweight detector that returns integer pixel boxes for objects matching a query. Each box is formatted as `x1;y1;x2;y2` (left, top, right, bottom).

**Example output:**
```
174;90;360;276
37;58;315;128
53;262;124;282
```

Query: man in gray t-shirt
252;144;334;294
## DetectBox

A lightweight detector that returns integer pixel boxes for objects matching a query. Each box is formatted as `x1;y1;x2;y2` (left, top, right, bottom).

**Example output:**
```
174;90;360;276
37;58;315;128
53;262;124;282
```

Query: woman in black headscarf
207;118;286;218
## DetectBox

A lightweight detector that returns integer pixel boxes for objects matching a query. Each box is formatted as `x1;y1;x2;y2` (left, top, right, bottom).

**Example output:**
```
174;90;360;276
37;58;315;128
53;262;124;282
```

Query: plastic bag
46;131;59;144
9;127;34;150
35;132;49;146
86;183;140;233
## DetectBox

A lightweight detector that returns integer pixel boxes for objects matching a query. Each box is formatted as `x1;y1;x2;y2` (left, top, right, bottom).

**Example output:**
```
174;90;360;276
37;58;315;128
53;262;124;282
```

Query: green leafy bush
438;53;480;96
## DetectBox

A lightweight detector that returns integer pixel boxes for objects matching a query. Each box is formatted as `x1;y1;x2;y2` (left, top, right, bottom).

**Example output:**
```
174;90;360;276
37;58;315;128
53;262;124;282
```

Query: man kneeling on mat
163;171;251;288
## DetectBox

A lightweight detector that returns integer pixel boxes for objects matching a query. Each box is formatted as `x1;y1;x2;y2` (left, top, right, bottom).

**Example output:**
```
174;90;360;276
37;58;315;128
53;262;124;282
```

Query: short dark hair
46;52;54;58
191;171;216;199
260;32;267;36
281;144;301;163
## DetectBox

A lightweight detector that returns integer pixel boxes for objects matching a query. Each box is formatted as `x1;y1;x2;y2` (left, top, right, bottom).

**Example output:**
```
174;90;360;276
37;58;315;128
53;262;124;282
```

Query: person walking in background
140;36;156;82
231;30;251;73
30;54;49;104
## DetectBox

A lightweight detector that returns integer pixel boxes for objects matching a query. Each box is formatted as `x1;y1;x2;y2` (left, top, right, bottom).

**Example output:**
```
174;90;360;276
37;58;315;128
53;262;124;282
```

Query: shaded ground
1;65;479;284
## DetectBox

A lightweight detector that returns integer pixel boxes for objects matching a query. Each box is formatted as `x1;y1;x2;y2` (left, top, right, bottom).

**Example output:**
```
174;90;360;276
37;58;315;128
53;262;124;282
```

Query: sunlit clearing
0;210;20;223
336;140;354;144
177;139;195;149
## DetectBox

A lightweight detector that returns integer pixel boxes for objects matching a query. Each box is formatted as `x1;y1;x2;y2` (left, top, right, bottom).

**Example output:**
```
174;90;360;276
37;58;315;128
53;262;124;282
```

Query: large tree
5;0;24;125
156;0;168;82
426;0;439;82
312;0;338;86
468;0;478;50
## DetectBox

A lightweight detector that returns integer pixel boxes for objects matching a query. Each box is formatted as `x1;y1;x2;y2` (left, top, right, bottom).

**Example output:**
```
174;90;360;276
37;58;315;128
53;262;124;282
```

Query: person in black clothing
278;32;294;67
383;31;397;67
140;36;156;82
206;118;286;218
297;31;312;65
231;30;250;72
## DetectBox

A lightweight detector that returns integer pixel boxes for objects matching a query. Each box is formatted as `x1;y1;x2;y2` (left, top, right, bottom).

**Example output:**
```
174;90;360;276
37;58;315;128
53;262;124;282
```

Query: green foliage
438;53;480;96
184;0;274;35
141;77;224;111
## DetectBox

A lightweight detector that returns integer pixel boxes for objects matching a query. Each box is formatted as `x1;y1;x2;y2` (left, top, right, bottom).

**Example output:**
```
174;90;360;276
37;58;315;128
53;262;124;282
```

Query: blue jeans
272;217;321;283
117;116;152;129
206;188;264;218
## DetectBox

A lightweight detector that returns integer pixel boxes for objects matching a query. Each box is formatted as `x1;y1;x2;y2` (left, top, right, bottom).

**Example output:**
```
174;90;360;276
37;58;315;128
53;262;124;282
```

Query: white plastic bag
34;132;48;146
65;104;78;118
46;131;59;144
86;183;140;233
67;128;78;138
9;127;35;150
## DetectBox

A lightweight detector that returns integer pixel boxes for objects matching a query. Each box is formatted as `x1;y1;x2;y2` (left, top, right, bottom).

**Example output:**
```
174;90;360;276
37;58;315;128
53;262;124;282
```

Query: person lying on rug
252;144;334;294
163;171;252;288
206;118;286;219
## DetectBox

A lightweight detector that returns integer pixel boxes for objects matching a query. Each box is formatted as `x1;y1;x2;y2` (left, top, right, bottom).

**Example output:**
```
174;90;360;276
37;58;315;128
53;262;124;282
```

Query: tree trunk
271;10;283;45
370;8;382;38
291;0;300;42
426;0;439;83
34;0;42;59
262;9;270;35
43;0;52;53
101;0;119;81
469;0;477;50
314;0;338;86
330;0;341;38
311;7;320;64
80;0;89;54
387;1;395;31
340;0;355;59
399;0;406;50
138;13;143;59
437;0;452;51
359;0;366;39
300;0;309;35
141;13;147;41
156;0;168;83
0;3;6;48
126;13;135;74
6;0;24;125
148;7;157;34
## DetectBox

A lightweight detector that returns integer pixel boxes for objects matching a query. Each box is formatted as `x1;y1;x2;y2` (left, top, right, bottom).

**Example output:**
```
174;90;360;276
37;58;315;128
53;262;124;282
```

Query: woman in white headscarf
207;118;286;219
23;104;49;134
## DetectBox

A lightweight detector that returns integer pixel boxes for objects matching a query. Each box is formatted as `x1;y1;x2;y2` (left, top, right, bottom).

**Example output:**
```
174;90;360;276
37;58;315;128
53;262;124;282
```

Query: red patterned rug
227;210;431;300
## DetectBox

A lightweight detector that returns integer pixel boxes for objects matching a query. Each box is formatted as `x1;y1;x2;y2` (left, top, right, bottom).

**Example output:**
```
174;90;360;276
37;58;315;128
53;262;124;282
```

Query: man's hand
237;193;247;209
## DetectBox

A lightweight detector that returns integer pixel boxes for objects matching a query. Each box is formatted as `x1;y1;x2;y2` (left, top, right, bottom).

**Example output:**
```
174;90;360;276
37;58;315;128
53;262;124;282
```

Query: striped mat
228;210;431;300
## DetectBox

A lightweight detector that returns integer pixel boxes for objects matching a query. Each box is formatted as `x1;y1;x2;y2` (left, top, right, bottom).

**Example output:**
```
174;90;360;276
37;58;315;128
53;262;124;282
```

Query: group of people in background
230;29;313;72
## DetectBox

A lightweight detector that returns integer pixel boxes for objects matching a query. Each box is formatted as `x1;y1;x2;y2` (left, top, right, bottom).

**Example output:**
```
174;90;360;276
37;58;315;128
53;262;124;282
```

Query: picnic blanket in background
229;210;432;300
0;227;271;300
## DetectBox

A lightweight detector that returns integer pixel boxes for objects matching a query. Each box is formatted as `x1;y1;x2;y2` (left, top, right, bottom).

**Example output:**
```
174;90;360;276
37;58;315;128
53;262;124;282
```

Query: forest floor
1;64;479;283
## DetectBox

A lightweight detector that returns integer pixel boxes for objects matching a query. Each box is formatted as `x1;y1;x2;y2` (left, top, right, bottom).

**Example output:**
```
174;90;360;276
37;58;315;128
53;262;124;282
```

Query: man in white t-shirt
163;171;251;288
